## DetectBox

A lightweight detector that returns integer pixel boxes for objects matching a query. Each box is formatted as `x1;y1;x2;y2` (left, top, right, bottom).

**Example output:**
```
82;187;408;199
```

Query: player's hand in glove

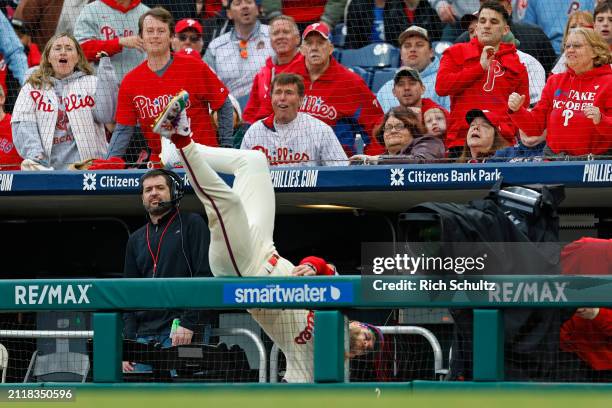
88;156;126;170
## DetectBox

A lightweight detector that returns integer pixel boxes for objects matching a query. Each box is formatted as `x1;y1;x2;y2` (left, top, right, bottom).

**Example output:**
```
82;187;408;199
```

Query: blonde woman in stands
508;28;612;158
12;33;117;170
551;10;594;74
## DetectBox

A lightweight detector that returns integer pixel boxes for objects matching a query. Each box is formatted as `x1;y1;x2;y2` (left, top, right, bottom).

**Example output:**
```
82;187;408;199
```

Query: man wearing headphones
122;168;213;373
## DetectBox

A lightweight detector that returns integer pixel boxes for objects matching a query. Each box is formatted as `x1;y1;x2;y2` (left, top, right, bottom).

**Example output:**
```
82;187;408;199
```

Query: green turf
5;389;612;408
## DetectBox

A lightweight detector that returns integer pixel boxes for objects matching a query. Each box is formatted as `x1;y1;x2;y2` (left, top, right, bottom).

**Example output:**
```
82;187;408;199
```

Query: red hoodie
436;37;529;149
243;53;303;124
559;237;612;371
286;57;385;155
510;65;612;156
80;0;143;62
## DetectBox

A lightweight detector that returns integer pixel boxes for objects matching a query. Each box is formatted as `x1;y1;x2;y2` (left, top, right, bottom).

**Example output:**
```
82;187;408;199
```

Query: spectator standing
74;0;150;81
508;28;612;157
262;0;346;30
436;1;528;154
594;1;612;48
454;0;557;73
55;0;89;36
241;73;348;166
122;168;213;373
11;34;118;170
0;86;21;170
90;8;234;170
389;66;445;121
551;10;594;74
351;106;444;163
243;15;303;124
522;0;595;55
286;23;385;154
172;18;205;56
204;0;275;99
344;0;442;49
377;26;450;112
0;11;27;86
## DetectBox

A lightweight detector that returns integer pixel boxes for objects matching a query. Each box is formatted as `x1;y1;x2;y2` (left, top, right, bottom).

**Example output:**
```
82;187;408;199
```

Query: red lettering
63;93;95;112
100;26;116;40
30;91;53;112
252;145;310;166
294;310;315;345
300;96;337;121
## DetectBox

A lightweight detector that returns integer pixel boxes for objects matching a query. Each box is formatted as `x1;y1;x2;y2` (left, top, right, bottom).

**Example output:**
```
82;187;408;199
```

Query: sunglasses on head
178;33;202;42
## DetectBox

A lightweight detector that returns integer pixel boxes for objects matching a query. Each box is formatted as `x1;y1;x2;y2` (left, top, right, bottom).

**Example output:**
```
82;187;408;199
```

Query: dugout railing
0;276;611;385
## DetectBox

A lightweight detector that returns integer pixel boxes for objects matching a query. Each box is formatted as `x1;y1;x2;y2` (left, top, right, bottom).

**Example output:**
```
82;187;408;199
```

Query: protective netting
0;1;610;170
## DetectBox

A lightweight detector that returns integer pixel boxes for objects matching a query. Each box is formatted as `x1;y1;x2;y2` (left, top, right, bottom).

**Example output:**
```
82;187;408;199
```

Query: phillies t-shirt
0;114;22;170
115;53;228;155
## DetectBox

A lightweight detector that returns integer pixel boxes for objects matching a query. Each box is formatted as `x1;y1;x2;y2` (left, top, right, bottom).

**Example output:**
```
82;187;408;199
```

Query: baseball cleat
152;90;189;137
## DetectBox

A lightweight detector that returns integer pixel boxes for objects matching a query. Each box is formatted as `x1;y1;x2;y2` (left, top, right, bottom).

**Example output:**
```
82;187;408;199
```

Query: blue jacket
0;12;27;85
376;55;450;112
491;141;546;162
522;0;595;55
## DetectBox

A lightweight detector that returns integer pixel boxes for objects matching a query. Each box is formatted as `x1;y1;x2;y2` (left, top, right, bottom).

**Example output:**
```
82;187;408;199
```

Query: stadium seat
0;344;7;383
370;68;397;93
331;23;346;48
340;43;400;69
348;66;372;88
23;351;89;383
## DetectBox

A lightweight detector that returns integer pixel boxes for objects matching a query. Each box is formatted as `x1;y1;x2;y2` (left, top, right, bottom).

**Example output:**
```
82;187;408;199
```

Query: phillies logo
253;145;310;166
562;109;574;126
30;91;54;112
62;93;95;112
133;94;191;119
301;96;337;120
294;310;314;345
482;60;505;92
100;26;134;40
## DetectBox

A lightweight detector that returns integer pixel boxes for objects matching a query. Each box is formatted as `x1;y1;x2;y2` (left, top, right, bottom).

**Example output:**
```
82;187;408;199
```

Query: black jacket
344;0;442;49
454;21;557;74
123;208;212;339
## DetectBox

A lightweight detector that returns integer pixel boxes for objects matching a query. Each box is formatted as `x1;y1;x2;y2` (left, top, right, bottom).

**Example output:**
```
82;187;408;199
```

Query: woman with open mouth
12;33;118;170
457;109;510;163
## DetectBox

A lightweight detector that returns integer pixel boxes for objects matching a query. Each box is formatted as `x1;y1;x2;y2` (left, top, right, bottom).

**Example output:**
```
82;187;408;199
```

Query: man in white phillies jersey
151;92;377;382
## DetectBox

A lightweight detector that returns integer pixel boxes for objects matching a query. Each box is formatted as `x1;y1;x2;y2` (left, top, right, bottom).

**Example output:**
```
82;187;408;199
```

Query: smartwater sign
223;282;353;305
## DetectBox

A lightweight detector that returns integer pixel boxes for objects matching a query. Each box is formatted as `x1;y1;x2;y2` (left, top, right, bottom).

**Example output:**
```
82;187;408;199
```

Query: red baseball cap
175;18;203;34
302;23;330;40
466;109;502;131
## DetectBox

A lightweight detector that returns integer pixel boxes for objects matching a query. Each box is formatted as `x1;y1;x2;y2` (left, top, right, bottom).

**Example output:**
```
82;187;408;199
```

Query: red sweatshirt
436;37;529;149
275;0;327;23
286;57;385;155
80;0;143;62
510;65;612;156
243;53;303;124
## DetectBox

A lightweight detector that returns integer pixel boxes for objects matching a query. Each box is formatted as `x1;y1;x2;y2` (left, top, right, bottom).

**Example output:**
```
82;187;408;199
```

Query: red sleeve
242;75;261;124
80;38;123;62
559;317;576;352
592;308;612;336
593;88;612;151
299;256;335;275
115;80;137;126
27;43;41;67
510;76;554;136
517;65;530;108
199;61;229;111
435;50;484;97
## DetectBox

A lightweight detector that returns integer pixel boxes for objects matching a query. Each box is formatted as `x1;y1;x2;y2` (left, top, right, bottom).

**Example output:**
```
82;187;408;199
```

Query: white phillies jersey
250;308;314;383
241;112;348;167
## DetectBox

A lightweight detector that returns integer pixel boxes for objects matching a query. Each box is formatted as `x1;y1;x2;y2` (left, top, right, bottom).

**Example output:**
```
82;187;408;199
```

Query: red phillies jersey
286;57;385;155
436;38;529;148
0;114;22;170
116;53;228;155
510;65;612;156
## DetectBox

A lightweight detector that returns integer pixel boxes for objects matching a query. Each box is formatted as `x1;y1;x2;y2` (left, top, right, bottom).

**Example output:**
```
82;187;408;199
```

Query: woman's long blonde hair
27;33;94;89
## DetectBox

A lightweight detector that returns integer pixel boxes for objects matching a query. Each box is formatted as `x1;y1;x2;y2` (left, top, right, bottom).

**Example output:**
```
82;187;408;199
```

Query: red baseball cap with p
302;22;330;41
465;109;503;131
175;18;203;34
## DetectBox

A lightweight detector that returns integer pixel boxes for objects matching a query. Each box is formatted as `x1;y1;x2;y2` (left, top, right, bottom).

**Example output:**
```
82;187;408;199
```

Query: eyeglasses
239;40;248;59
178;33;202;42
384;123;408;132
564;42;586;50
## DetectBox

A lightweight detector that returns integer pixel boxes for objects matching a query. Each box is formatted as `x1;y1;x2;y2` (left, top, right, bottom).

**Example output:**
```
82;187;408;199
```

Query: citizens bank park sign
0;162;611;195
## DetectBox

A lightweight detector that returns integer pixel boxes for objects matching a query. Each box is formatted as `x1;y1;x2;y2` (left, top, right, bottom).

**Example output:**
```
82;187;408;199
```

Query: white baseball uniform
178;141;314;382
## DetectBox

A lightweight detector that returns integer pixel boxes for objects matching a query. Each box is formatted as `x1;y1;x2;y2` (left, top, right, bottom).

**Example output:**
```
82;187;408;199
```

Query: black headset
140;168;185;207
